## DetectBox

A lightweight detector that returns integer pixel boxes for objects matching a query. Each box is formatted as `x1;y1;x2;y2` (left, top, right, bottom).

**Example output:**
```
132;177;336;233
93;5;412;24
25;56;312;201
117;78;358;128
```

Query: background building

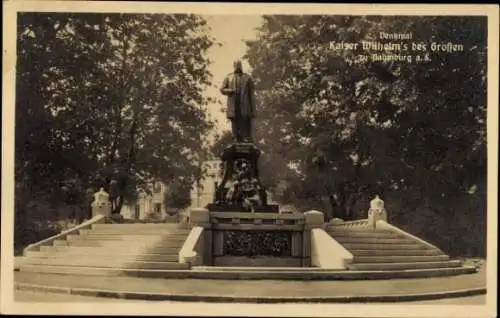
190;160;221;209
120;181;168;220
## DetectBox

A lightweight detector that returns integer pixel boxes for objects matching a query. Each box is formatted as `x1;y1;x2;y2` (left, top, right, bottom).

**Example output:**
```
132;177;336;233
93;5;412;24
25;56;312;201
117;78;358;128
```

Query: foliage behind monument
245;15;486;257
15;13;216;248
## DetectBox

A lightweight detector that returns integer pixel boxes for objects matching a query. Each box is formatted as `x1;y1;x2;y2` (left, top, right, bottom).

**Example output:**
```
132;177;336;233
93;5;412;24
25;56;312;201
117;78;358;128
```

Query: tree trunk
326;193;338;221
115;194;124;215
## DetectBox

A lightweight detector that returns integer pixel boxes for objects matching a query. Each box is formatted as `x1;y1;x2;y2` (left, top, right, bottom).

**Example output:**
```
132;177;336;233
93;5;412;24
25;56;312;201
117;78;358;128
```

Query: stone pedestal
304;210;325;229
207;142;279;213
302;210;325;266
209;212;305;267
367;195;387;228
189;208;211;228
91;188;112;218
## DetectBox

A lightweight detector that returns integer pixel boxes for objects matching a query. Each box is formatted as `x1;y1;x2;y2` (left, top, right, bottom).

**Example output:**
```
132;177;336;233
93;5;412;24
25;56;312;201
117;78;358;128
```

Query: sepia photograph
1;2;498;317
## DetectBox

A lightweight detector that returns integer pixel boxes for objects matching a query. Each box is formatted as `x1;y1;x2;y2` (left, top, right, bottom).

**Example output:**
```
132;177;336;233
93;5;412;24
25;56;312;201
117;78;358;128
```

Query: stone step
350;249;444;256
52;239;184;249
99;240;186;248
326;227;391;233
333;237;416;244
91;224;183;230
341;243;427;250
40;245;182;254
52;239;84;246
16;264;476;279
348;260;462;271
25;251;178;262
16;265;186;276
194;266;325;272
328;231;404;239
326;225;394;233
353;255;450;263
82;230;190;237
68;234;187;242
22;257;187;270
84;229;190;235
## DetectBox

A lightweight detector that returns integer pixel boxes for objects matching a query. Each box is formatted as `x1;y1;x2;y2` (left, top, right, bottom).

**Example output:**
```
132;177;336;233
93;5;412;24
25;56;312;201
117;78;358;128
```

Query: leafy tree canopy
245;15;486;256
16;13;217;215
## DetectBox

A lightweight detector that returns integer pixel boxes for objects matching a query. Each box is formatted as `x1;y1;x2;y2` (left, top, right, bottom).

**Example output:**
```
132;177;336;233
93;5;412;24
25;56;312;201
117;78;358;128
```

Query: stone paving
14;266;485;299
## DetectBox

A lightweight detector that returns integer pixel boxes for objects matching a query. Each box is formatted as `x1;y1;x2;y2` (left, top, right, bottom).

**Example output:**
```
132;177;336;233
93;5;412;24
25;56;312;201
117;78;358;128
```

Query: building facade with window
120;181;168;220
190;159;222;209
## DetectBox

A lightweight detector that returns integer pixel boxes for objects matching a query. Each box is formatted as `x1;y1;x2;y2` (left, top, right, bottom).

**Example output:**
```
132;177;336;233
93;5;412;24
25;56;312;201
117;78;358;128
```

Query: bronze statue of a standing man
220;60;255;142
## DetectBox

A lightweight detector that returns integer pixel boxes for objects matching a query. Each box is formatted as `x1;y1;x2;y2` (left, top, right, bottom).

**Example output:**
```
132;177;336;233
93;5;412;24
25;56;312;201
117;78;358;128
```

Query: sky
202;15;263;139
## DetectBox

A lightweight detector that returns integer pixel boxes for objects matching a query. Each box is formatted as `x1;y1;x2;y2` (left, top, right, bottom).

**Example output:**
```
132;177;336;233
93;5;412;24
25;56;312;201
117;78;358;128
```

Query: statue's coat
220;72;256;119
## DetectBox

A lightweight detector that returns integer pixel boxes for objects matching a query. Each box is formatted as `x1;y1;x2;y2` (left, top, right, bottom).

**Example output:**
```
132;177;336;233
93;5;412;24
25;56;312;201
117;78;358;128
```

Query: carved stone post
303;210;325;267
190;208;210;227
91;187;112;218
367;195;387;229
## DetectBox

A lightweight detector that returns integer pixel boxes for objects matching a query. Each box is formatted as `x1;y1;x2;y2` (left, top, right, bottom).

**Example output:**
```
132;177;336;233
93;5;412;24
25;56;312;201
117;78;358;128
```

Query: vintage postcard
1;1;498;317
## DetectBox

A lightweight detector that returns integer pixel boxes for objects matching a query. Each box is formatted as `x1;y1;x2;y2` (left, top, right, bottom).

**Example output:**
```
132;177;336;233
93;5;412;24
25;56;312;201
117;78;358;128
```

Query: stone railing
328;219;369;229
210;211;304;231
178;226;204;266
310;228;353;269
22;214;107;255
327;195;388;230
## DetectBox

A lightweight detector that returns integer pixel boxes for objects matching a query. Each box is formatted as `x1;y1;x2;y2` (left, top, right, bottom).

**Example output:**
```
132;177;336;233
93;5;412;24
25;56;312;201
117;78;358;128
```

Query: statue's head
233;59;243;73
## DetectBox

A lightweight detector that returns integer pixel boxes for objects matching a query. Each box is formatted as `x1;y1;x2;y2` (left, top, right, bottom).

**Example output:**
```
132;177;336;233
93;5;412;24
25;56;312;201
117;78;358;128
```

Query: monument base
213;256;302;267
206;203;280;213
212;142;275;212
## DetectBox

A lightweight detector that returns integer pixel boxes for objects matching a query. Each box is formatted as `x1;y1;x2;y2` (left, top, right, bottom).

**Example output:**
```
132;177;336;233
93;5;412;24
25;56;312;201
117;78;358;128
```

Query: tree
210;130;233;157
163;178;192;211
245;15;486;256
16;13;217;220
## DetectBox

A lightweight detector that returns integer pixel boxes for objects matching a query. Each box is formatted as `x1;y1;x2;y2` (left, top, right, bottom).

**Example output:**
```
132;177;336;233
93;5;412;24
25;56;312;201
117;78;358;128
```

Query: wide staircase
326;224;461;271
18;223;191;275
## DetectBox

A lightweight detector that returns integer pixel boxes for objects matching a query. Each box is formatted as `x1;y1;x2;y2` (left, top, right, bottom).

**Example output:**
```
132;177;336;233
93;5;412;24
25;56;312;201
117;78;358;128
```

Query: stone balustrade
327;195;388;230
23;188;115;254
183;197;388;267
183;208;212;265
23;214;107;254
178;226;204;266
310;228;353;269
328;219;369;229
210;211;304;231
